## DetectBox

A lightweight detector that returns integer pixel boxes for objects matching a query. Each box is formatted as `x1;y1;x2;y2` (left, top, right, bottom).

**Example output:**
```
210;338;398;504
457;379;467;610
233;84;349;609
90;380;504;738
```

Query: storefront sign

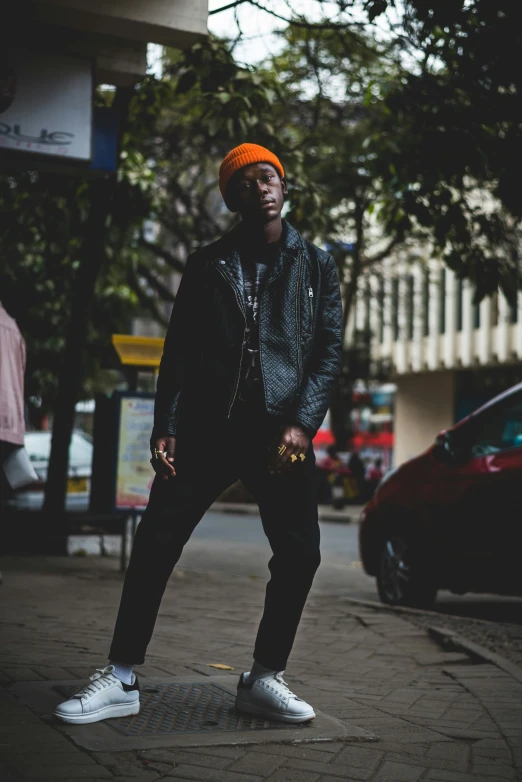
0;50;93;161
115;397;155;509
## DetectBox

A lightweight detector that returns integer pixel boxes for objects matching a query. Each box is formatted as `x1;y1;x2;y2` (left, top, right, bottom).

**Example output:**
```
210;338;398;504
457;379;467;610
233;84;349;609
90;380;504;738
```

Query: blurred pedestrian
56;143;343;726
318;444;350;508
348;450;366;498
366;457;384;499
0;301;27;583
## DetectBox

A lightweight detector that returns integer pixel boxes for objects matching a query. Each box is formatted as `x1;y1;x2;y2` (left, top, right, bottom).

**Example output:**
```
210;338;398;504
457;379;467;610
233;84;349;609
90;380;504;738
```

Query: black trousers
109;402;320;671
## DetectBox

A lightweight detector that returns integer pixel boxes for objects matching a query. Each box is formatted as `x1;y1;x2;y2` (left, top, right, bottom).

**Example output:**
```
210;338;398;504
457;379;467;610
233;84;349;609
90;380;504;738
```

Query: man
55;143;343;725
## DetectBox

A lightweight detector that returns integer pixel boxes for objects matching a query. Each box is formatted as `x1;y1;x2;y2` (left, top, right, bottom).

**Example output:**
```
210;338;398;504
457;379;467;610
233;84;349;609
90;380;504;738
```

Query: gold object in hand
290;454;298;463
299;453;306;461
277;445;287;455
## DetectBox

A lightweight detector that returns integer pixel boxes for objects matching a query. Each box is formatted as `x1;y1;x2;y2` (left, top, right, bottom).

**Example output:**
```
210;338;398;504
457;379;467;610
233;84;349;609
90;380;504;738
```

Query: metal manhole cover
54;681;309;736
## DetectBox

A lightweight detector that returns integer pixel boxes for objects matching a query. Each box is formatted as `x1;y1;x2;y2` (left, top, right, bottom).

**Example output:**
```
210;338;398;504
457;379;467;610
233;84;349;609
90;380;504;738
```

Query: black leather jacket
153;220;343;438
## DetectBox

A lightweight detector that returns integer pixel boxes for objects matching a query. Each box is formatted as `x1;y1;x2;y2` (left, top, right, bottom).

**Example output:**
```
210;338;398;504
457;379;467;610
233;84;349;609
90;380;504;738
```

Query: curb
426;625;522;686
339;595;522;684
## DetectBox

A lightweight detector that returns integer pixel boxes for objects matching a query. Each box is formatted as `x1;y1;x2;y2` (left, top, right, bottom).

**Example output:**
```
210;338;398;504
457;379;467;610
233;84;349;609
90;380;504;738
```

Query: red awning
313;428;334;446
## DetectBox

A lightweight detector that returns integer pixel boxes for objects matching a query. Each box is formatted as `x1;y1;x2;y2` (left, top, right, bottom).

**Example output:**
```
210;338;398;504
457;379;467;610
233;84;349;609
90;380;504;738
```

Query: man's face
227;162;288;223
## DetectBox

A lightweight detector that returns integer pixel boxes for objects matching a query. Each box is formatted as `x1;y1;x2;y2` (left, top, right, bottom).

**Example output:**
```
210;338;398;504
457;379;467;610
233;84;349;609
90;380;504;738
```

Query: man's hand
150;436;176;481
269;425;310;475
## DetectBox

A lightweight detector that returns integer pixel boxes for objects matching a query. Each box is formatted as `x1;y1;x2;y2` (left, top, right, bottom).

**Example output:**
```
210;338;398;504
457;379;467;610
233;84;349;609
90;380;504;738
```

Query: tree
363;0;522;301
210;0;522;301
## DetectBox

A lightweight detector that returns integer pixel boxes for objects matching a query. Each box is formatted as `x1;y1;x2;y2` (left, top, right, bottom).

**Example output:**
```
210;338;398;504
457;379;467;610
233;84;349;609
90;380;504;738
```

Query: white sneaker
54;665;140;725
235;671;315;724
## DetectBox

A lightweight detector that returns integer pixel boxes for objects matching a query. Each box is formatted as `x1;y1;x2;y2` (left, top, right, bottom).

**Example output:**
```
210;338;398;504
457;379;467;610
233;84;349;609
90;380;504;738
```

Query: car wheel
376;530;437;609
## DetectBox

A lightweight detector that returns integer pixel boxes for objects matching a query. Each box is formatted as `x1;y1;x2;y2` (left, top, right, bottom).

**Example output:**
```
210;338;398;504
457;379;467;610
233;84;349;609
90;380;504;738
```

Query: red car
359;382;522;608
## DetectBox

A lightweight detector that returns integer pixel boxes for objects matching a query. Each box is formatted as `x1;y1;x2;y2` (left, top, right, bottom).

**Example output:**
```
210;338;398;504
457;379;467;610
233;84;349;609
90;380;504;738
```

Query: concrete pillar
461;280;473;367
443;268;456;368
394;370;455;466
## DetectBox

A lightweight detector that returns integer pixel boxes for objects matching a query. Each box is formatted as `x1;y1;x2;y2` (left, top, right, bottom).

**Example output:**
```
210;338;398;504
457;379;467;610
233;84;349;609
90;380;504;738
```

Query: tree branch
129;270;170;328
138;237;186;273
209;0;249;15
136;262;176;303
362;234;402;266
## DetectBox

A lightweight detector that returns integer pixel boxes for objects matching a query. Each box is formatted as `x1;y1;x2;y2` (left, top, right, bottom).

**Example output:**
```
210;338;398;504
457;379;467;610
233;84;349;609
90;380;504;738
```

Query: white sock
247;661;281;682
109;661;135;685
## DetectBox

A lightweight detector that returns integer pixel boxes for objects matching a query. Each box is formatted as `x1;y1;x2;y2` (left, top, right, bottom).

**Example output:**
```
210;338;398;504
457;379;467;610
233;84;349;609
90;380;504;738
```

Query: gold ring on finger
299;453;306;461
290;453;298;463
278;445;286;455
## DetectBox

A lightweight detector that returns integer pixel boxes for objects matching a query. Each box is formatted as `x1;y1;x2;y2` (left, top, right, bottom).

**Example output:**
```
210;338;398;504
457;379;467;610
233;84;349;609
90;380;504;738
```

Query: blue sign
89;107;118;172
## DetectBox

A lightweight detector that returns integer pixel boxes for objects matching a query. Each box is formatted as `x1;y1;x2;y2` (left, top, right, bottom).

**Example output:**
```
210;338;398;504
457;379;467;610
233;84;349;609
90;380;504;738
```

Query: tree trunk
43;178;115;544
43;87;133;550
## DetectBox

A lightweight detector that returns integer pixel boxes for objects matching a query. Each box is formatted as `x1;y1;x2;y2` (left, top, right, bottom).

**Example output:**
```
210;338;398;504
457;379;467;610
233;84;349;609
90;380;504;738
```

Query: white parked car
11;431;93;511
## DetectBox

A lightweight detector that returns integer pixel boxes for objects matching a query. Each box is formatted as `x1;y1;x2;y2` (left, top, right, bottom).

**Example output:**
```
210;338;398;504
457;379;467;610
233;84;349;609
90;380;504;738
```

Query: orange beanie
219;143;284;199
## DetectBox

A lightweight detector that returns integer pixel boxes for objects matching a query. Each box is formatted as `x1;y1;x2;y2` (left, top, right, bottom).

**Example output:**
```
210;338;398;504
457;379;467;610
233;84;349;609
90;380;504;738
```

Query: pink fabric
0;303;26;446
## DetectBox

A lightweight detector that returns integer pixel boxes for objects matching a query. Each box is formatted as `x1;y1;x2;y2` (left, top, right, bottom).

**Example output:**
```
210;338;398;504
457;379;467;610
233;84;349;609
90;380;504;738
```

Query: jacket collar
212;219;304;288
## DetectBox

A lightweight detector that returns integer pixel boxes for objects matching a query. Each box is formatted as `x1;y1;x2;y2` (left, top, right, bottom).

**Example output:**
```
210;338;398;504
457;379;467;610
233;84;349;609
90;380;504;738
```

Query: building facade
348;257;522;465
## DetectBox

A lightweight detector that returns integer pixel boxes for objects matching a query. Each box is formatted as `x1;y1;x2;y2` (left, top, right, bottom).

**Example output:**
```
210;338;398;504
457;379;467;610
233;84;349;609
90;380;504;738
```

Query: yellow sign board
111;334;164;368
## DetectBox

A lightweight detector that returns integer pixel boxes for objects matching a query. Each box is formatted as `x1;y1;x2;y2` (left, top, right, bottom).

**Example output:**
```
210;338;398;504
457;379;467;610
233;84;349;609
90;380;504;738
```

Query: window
464;391;522;458
364;282;371;333
407;275;414;340
473;289;481;329
439;268;446;334
423;269;430;337
392;278;399;341
510;294;518;324
456;278;463;332
378;276;385;343
491;292;499;328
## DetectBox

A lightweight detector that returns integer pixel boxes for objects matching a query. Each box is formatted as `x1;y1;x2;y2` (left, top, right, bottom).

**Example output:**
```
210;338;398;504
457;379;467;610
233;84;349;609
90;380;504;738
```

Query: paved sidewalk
0;555;521;782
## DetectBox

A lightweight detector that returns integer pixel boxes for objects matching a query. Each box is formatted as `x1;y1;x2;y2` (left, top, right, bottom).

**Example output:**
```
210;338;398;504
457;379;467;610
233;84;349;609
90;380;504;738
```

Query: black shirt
238;242;280;403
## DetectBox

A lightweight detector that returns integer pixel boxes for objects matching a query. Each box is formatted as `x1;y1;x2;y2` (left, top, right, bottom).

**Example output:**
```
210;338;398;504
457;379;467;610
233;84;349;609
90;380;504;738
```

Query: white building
348;257;522;465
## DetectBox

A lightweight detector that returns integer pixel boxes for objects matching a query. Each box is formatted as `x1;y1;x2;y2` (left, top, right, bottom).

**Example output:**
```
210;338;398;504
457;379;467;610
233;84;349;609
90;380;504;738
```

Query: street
180;509;522;625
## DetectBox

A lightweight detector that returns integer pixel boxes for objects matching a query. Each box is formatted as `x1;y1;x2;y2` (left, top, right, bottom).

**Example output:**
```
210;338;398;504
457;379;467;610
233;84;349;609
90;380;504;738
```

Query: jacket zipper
296;257;302;386
214;263;247;418
308;286;314;322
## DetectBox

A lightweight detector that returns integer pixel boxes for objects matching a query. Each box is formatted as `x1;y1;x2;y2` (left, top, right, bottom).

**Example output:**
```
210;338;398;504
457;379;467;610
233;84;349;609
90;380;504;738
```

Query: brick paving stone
226;751;284;776
5;753;100;770
8;766;112;779
425;770;511;782
332;746;384;770
371;760;426;781
471;765;516;780
1;669;46;682
248;744;340;763
93;751;163;777
319;777;373;782
24;667;74;681
139;749;232;770
266;769;320;782
181;747;247;761
163;778;219;782
279;758;370;780
157;766;262;782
